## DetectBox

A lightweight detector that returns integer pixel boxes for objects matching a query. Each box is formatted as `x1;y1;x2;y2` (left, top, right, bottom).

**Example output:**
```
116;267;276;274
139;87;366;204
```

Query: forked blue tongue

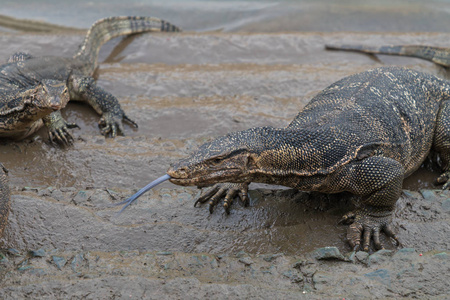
116;174;171;213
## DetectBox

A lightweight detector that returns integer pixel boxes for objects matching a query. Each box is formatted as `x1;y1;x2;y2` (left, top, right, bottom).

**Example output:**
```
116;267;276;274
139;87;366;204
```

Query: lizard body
163;66;450;251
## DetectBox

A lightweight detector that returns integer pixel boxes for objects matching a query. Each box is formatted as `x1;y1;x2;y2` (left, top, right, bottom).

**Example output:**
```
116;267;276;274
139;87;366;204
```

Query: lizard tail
74;16;181;72
325;44;450;67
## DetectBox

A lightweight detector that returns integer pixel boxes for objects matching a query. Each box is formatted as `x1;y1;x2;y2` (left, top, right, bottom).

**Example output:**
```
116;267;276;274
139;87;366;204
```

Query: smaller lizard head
33;79;70;112
167;127;274;187
1;79;71;126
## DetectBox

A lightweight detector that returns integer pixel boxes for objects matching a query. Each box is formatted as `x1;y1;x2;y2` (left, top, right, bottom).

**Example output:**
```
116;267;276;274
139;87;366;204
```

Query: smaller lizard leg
433;101;450;188
68;76;137;138
195;183;249;214
339;156;404;251
43;111;79;145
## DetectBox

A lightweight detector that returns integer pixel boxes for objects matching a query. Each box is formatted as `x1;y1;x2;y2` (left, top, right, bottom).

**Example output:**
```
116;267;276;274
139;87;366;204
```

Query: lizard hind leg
339;156;404;251
68;75;137;138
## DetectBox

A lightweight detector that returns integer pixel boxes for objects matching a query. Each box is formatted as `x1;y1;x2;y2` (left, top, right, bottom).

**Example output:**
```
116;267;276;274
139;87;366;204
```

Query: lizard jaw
167;168;246;187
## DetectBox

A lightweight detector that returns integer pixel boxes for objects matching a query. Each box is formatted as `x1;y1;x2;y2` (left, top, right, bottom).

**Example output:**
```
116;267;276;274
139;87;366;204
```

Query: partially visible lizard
119;66;450;251
0;15;180;239
0;164;9;238
325;44;450;68
0;16;180;143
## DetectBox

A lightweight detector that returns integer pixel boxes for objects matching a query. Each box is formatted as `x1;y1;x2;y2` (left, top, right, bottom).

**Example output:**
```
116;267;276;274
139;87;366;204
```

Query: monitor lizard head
116;127;277;212
0;79;71;123
167;127;276;187
34;79;70;112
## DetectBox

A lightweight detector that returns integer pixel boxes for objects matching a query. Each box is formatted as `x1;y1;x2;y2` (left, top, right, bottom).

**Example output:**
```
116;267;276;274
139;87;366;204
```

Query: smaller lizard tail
325;44;450;67
74;16;181;73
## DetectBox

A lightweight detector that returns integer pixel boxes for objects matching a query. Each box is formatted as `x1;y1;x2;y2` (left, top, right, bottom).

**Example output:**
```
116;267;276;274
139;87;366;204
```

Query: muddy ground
0;31;449;298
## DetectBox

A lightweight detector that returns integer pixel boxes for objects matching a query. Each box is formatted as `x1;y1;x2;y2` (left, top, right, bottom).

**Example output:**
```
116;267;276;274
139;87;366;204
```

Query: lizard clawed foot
48;119;79;145
340;209;401;251
436;172;450;189
98;111;137;138
194;183;249;214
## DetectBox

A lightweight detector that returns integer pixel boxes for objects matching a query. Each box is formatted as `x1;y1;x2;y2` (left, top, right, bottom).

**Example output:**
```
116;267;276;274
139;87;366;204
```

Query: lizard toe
382;223;401;247
223;189;238;215
436;172;450;189
99;111;127;138
208;188;226;214
195;185;220;207
347;221;363;250
49;127;73;146
338;212;356;225
123;113;138;128
344;209;398;251
193;183;249;214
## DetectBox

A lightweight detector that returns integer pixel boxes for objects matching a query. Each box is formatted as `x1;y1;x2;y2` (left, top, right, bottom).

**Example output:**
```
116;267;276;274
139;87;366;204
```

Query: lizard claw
338;211;356;225
195;183;249;214
342;209;400;251
48;119;79;145
99;111;136;138
123;113;138;128
436;172;450;189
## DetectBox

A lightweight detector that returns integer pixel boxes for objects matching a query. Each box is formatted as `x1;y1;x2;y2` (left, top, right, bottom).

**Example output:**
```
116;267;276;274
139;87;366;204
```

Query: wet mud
0;31;449;298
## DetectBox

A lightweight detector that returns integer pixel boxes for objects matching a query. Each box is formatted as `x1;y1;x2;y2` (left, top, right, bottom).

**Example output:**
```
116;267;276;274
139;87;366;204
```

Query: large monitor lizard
119;66;450;252
0;16;180;144
325;44;450;68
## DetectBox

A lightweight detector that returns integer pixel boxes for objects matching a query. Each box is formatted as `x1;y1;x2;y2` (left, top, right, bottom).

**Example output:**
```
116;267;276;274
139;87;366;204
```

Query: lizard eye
207;156;224;165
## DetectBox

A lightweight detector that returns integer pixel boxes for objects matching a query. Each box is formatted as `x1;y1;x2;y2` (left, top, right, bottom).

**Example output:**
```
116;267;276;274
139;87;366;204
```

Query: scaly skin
0;16;181;144
167;66;450;251
325;44;450;68
0;164;10;238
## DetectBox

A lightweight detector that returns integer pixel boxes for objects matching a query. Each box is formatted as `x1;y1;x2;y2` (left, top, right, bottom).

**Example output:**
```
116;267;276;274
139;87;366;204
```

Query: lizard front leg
43;111;79;145
69;76;137;137
195;183;249;214
338;156;404;251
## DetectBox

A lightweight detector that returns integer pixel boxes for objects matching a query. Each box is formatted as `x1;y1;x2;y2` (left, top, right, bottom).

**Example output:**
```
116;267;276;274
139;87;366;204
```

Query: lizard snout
167;165;189;179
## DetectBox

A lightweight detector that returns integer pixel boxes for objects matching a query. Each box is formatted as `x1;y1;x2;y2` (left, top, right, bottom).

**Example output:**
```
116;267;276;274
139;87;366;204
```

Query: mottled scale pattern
0;164;10;238
74;16;181;75
326;44;450;67
286;67;449;177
